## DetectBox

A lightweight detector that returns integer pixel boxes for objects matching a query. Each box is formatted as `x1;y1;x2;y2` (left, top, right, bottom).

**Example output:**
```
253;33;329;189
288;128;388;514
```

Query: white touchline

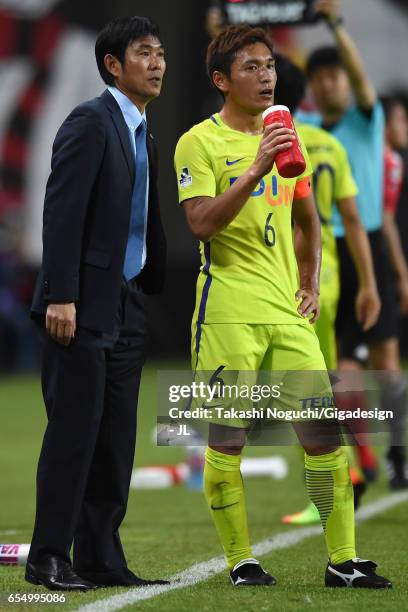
75;491;408;612
0;530;18;536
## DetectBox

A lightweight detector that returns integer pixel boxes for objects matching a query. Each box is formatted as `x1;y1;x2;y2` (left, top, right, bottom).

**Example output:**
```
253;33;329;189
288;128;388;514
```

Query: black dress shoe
25;556;98;591
76;566;169;587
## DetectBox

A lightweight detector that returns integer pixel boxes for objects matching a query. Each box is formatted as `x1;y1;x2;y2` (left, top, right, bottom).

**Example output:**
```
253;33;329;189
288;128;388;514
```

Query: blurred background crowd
1;0;408;372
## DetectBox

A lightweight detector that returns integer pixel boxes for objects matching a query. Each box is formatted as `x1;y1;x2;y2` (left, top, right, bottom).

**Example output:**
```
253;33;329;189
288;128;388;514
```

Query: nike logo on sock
211;502;239;511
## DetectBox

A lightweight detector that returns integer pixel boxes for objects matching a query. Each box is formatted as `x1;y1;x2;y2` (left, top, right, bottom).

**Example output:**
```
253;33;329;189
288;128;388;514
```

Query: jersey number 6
264;213;276;247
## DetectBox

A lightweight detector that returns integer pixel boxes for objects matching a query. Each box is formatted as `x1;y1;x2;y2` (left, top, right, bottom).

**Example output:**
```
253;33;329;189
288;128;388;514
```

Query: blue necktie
123;120;148;281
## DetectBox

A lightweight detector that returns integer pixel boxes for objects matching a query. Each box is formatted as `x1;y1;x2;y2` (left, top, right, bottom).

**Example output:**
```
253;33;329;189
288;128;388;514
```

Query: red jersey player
382;96;408;314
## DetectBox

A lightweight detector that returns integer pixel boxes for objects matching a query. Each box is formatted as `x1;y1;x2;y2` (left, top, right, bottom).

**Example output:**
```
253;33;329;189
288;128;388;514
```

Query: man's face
109;35;166;103
217;42;277;114
387;103;408;150
309;66;350;116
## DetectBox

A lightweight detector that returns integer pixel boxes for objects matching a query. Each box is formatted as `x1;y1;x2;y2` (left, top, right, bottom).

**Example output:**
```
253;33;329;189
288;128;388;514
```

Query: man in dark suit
27;16;167;591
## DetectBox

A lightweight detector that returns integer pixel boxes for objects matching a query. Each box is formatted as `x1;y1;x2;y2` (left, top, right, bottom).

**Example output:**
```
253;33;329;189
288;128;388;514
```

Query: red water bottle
262;105;306;179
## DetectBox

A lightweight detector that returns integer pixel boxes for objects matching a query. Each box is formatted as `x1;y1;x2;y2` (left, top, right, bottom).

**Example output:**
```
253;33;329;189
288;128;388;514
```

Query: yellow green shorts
191;322;333;429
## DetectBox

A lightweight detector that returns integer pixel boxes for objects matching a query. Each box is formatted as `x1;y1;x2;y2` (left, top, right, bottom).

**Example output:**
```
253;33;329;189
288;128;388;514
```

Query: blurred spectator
392;92;408;357
0;218;39;371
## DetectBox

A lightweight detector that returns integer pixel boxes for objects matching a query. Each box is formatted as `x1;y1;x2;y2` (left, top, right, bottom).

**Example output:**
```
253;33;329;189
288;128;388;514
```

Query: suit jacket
31;89;166;333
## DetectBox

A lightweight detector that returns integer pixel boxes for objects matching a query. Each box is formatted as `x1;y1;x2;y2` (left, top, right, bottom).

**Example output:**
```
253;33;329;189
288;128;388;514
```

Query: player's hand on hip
296;288;320;324
46;303;76;346
250;123;296;180
314;0;341;25
355;286;381;332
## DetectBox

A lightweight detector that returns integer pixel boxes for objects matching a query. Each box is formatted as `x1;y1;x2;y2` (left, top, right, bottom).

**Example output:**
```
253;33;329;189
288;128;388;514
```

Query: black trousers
28;278;148;572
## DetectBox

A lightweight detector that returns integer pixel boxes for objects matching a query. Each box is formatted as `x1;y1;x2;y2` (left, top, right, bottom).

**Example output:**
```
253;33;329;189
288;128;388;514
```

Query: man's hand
296;288;320;324
250;123;296;182
355;286;381;332
46;303;76;346
314;0;341;25
315;0;376;109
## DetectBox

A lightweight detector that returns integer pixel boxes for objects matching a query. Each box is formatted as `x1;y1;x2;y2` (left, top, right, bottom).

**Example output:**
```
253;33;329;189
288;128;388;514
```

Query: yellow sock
305;448;356;564
204;447;252;569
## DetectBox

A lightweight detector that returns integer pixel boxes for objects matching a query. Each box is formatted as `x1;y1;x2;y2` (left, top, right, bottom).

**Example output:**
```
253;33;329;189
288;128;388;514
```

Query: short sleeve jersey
174;113;313;325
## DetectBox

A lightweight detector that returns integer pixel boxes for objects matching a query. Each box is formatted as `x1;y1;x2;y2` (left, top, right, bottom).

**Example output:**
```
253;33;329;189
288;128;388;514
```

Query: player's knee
208;424;246;451
370;338;400;371
209;444;243;456
303;445;340;456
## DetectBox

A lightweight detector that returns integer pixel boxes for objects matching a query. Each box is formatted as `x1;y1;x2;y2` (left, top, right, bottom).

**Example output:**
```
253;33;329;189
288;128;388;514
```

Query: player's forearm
331;24;376;108
343;216;377;289
184;169;261;242
295;232;321;293
293;198;321;293
382;213;408;282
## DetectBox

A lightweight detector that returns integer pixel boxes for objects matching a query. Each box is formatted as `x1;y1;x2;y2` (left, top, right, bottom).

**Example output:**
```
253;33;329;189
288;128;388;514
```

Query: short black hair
380;95;405;122
95;16;161;86
274;53;306;113
306;46;343;79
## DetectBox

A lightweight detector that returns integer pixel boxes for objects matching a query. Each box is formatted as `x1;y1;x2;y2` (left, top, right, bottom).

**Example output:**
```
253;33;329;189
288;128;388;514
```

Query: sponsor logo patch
179;167;193;188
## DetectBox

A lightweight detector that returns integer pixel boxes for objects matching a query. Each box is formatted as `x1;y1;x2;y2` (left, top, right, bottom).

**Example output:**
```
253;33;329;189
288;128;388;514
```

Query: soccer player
174;24;391;589
272;54;380;525
381;95;408;486
298;0;407;488
382;96;408;314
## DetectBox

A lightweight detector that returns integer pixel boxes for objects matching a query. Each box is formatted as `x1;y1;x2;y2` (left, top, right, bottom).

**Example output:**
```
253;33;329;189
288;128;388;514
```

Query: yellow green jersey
174;112;313;326
296;122;358;289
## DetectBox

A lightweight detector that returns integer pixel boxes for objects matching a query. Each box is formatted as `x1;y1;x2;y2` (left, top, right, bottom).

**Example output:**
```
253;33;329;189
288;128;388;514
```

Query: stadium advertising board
219;0;320;26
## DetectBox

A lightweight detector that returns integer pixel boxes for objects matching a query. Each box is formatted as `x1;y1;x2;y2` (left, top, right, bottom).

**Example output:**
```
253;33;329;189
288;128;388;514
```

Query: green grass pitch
0;365;407;611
